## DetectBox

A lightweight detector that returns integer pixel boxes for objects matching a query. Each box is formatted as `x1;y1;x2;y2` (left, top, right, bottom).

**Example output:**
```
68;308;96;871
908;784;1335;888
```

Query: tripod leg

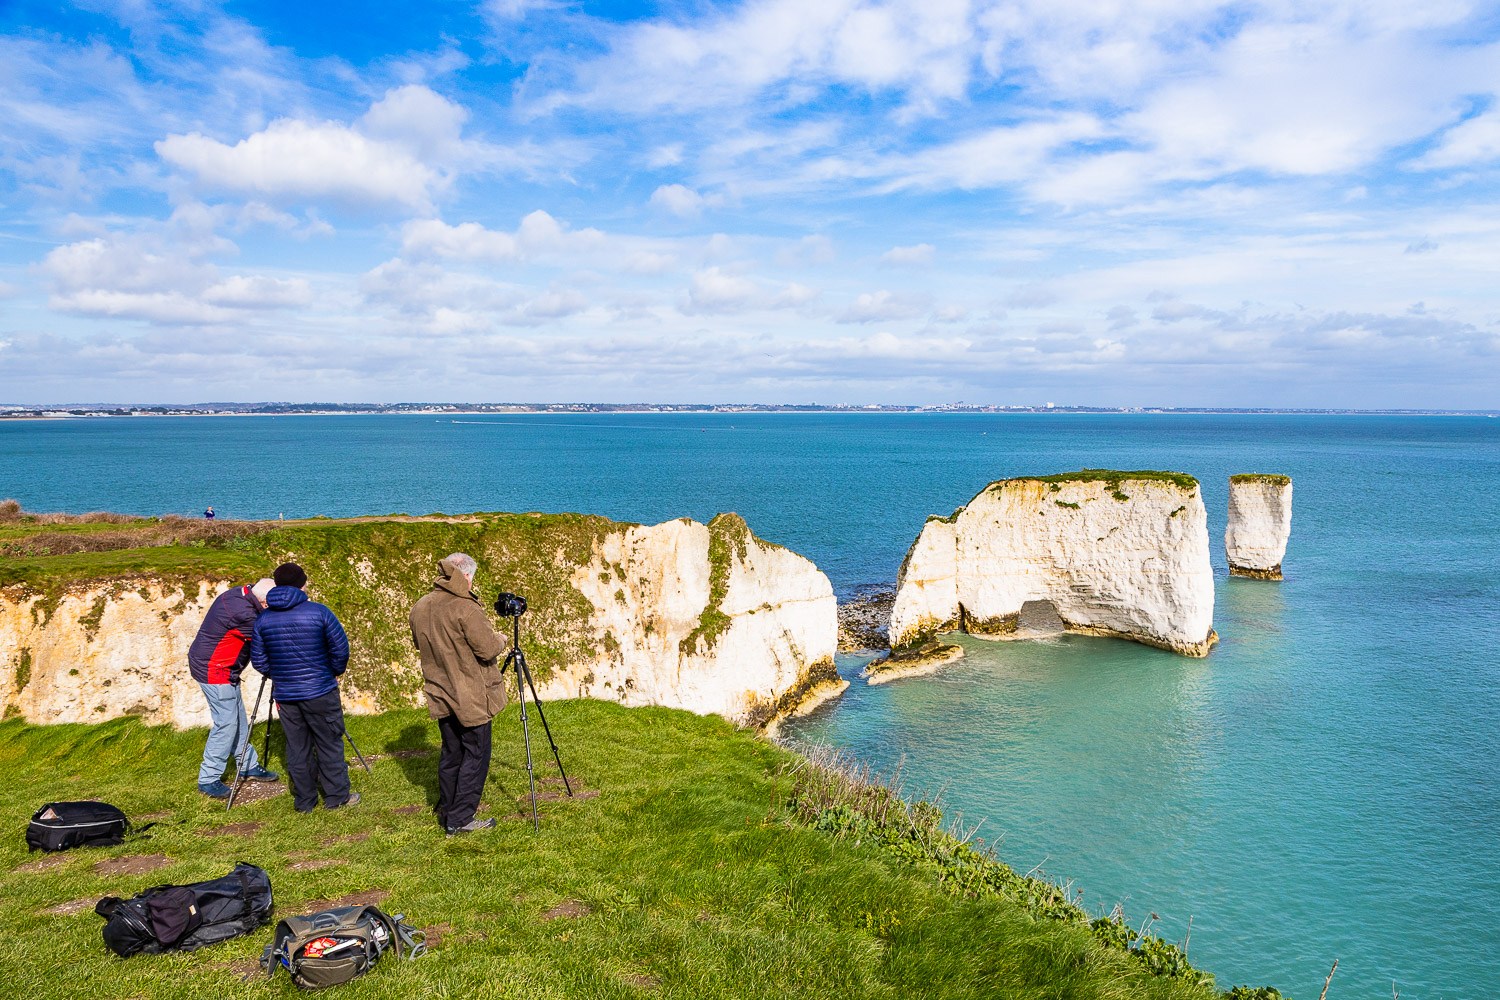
263;697;276;776
516;661;539;833
227;676;268;811
344;729;372;773
519;660;572;796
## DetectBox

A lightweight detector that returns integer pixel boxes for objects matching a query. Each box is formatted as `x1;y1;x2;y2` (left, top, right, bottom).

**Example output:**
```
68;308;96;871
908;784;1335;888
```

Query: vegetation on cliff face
0;504;632;707
1229;474;1292;486
994;469;1201;493
679;513;750;656
0;701;1269;999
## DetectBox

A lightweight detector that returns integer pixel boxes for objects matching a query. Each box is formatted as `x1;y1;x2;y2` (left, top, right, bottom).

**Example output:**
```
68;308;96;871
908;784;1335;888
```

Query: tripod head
493;591;527;617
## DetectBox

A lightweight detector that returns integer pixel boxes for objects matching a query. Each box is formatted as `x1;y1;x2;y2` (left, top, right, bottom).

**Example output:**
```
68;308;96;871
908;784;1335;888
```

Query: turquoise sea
2;413;1496;998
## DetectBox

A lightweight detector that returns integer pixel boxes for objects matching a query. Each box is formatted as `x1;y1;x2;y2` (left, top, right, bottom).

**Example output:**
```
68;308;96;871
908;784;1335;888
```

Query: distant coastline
3;402;1497;418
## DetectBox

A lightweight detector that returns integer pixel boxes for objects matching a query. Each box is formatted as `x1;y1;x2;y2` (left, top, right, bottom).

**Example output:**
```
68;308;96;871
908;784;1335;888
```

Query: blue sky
2;0;1498;406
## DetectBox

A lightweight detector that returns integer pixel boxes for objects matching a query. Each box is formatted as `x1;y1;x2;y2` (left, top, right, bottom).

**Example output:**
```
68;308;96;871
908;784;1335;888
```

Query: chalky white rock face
890;475;1217;657
542;513;842;725
0;515;839;729
1225;476;1293;580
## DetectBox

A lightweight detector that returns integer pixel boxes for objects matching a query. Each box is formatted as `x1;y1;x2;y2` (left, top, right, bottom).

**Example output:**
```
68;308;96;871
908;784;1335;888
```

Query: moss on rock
680;512;750;656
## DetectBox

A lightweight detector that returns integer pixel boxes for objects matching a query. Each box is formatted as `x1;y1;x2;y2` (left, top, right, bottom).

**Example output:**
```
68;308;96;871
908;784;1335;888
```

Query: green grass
1228;474;1291;486
998;470;1200;492
0;702;1261;999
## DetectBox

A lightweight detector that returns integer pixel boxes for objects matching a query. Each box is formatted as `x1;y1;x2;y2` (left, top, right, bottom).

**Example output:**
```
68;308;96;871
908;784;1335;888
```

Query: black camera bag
26;801;129;852
96;862;273;957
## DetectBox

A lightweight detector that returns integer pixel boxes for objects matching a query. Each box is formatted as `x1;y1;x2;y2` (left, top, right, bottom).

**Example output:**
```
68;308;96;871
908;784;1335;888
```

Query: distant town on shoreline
2;402;1497;418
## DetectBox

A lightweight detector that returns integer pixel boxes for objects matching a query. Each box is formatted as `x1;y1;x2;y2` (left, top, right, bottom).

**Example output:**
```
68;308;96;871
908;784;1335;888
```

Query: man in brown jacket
410;553;508;835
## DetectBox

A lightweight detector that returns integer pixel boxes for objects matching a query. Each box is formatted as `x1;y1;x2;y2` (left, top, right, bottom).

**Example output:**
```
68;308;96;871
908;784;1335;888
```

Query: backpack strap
388;913;427;960
369;908;426;961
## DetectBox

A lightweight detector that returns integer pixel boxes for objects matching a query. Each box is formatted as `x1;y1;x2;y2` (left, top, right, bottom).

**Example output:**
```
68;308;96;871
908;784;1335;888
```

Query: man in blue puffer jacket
250;562;357;812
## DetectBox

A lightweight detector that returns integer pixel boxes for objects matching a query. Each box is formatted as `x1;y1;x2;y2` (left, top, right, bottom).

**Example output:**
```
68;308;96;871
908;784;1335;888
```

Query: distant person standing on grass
189;578;281;798
204;505;215;520
410;553;508;835
251;562;358;812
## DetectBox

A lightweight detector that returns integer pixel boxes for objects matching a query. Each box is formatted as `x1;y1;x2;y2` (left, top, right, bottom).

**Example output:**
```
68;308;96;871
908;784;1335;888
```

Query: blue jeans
198;681;261;785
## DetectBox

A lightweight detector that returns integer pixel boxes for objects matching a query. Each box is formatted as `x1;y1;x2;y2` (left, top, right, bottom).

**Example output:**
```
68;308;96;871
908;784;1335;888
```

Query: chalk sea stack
889;471;1217;658
1225;474;1293;580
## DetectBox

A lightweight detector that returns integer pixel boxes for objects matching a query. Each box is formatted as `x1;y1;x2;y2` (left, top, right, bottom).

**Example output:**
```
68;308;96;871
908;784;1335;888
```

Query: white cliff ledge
0;512;840;730
889;471;1218;658
1226;474;1293;580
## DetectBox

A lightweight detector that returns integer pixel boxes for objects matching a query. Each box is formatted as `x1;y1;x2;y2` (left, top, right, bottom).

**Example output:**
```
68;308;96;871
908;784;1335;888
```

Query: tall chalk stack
1225;474;1293;580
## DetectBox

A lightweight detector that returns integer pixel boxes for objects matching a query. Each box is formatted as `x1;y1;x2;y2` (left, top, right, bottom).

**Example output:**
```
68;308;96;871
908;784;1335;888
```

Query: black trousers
277;689;351;811
436;715;492;829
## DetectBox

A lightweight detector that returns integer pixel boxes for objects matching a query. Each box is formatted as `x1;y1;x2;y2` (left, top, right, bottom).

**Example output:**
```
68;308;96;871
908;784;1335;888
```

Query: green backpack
261;904;426;990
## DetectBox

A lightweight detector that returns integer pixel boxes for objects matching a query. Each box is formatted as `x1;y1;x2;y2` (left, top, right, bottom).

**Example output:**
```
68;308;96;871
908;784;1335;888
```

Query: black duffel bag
96;862;273;957
26;801;131;852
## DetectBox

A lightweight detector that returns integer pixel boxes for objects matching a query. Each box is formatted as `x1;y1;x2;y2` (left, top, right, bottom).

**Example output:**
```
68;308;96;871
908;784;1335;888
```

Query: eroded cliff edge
1226;474;1293;580
889;471;1217;658
0;511;840;730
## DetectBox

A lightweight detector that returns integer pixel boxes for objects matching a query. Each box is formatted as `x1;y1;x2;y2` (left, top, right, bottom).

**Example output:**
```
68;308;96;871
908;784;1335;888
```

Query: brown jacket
410;558;508;727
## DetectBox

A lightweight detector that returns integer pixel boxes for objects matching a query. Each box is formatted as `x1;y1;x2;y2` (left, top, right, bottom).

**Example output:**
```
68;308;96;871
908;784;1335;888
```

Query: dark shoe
325;792;361;810
239;765;280;783
198;780;232;799
446;818;496;836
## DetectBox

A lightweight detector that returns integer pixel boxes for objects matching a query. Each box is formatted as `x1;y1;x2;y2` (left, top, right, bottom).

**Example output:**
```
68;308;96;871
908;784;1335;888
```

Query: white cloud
158;118;441;209
775;234;836;267
649;183;718;218
774;282;820;307
647;144;684;168
359;85;469;160
518;288;591;322
531;0;997;118
403;219;519;260
41;232;314;326
1414;109;1500;170
684;267;759;314
202;275;312;308
155;86;475;212
623;251;678;275
838;289;930;323
880;243;934;266
401;210;605;261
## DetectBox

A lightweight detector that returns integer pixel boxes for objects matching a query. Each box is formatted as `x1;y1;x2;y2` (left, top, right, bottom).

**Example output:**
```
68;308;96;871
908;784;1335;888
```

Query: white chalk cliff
545;513;842;725
1225;475;1293;580
889;473;1217;657
0;514;839;730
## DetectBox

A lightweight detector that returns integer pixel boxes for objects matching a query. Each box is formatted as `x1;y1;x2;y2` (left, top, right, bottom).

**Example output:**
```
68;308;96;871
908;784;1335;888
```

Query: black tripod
227;675;371;811
227;675;275;811
498;609;572;832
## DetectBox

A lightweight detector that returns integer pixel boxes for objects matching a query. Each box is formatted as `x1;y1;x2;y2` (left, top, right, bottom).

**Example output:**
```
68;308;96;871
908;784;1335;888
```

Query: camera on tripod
489;588;570;831
493;591;527;617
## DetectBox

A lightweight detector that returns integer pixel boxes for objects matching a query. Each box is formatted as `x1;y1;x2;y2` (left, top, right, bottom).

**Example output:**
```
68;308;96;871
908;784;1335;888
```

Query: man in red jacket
189;578;280;798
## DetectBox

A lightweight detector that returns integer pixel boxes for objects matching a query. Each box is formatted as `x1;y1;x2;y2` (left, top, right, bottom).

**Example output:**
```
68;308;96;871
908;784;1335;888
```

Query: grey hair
446;552;478;578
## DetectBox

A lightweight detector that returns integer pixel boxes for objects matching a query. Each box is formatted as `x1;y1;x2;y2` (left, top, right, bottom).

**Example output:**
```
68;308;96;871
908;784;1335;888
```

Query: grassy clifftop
0;700;1270;999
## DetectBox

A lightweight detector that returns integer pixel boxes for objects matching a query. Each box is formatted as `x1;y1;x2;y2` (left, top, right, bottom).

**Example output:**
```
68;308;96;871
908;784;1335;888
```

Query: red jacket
188;586;262;684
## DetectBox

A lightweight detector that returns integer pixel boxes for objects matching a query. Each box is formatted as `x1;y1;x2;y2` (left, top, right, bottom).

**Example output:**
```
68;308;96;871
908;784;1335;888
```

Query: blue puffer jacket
249;586;350;702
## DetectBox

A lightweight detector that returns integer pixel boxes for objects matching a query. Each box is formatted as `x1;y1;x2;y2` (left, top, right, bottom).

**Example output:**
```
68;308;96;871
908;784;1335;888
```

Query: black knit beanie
273;562;307;588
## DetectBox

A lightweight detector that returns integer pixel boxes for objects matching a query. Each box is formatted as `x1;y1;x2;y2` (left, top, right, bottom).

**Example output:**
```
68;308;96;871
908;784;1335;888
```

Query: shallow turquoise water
2;413;1496;997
